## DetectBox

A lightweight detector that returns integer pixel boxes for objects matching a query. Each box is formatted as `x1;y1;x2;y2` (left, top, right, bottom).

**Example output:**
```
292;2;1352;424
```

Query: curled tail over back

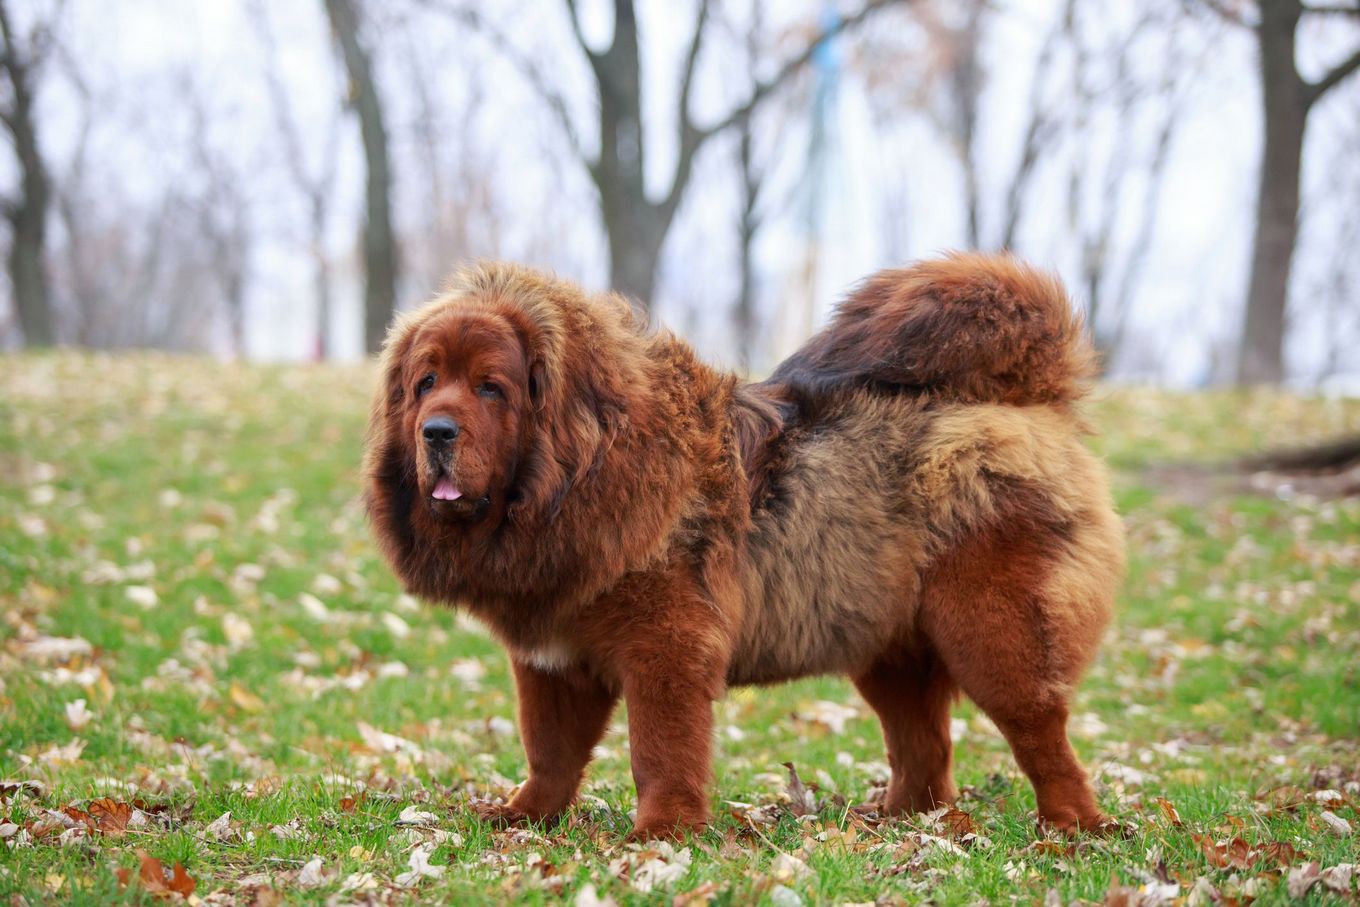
767;252;1096;408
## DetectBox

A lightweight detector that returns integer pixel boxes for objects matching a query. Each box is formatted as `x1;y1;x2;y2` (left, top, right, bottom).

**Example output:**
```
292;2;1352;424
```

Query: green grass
1;352;1357;905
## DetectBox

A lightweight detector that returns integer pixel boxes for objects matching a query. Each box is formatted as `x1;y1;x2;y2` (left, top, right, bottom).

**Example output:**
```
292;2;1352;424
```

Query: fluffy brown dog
364;253;1124;839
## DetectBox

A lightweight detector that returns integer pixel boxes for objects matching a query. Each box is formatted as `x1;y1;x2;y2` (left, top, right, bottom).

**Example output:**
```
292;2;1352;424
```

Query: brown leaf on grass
115;850;196;900
782;762;816;817
0;780;45;801
339;791;367;813
60;798;144;837
936;807;979;839
1192;833;1256;870
672;880;722;905
248;887;283;907
133;797;194;825
1257;785;1308;813
60;805;96;833
88;798;134;835
1258;840;1301;868
1153;797;1182;827
1026;839;1075;857
1102;879;1137;907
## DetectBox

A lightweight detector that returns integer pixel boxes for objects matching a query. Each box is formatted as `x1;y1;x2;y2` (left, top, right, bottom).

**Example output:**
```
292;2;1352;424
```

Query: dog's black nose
422;416;460;446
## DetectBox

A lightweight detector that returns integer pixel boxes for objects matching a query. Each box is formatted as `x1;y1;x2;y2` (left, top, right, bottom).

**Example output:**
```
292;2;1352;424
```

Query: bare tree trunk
735;114;759;370
606;219;666;307
325;0;396;354
952;0;984;250
253;0;339;360
572;0;897;308
1238;1;1304;385
312;195;334;361
998;0;1067;252
0;0;53;346
1233;0;1360;384
446;0;900;308
588;0;673;306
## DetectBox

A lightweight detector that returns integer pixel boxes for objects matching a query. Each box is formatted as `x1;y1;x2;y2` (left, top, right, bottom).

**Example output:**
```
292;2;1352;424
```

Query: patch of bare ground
1146;435;1360;503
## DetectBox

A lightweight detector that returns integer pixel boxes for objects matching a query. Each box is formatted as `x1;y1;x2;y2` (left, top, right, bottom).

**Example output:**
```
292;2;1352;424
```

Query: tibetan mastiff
363;253;1124;839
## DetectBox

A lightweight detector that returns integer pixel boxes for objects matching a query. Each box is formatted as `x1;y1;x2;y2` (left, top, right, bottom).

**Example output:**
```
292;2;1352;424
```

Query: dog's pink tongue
433;477;462;501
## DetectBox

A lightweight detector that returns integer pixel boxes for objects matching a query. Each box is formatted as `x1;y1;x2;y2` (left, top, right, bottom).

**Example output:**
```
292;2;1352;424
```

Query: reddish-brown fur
363;252;1125;839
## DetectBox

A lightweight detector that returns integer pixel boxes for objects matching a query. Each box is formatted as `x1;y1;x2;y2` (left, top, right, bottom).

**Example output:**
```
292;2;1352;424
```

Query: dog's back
730;254;1122;691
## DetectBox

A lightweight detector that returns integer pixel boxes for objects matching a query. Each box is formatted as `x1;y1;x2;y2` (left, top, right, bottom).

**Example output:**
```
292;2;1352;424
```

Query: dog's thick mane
364;263;732;637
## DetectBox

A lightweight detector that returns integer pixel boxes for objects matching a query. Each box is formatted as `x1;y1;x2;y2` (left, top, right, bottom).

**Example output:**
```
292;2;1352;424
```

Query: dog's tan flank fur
363;252;1125;839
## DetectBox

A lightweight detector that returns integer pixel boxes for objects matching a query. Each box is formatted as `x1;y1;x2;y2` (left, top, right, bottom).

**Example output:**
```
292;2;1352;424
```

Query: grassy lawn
1;352;1357;905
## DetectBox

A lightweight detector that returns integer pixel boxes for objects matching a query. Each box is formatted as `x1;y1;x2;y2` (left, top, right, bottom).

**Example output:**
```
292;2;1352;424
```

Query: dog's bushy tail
768;252;1095;408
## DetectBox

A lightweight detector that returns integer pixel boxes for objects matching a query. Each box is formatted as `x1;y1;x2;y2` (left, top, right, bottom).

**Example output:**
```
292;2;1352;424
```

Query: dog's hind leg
853;651;959;815
920;519;1115;833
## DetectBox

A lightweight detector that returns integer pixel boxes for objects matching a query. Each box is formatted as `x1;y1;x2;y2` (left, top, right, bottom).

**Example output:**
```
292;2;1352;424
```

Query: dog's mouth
426;465;491;521
432;475;462;502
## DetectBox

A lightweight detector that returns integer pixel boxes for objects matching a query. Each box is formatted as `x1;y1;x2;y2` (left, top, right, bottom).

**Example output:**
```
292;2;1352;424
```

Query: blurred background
0;0;1357;387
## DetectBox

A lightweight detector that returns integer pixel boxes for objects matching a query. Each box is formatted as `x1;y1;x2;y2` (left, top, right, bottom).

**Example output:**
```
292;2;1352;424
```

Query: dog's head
389;307;534;523
365;264;635;547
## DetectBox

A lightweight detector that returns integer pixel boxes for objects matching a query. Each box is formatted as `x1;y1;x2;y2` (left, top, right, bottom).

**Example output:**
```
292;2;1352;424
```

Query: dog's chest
518;639;576;674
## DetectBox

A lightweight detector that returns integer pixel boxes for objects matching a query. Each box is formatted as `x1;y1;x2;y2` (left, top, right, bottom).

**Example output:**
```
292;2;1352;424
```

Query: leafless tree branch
1307;45;1360;106
664;0;904;217
563;0;603;63
1300;2;1360;15
1189;0;1255;27
418;0;594;170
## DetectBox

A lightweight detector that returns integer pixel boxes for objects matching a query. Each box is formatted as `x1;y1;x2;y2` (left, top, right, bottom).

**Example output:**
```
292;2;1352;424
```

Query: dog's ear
363;310;425;495
510;336;626;526
528;358;546;412
372;315;420;430
361;310;427;564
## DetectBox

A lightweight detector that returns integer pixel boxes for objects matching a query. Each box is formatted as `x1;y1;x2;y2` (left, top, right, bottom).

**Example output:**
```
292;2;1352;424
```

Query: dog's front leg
479;659;617;827
621;655;721;840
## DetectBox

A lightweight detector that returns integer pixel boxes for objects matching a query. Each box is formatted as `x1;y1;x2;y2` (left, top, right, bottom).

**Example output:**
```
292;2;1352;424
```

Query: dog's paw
1037;811;1122;837
473;802;534;829
625;820;705;844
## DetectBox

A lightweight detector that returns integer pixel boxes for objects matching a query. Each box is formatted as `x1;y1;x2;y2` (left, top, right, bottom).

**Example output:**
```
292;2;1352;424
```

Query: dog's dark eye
417;373;436;397
476;381;502;400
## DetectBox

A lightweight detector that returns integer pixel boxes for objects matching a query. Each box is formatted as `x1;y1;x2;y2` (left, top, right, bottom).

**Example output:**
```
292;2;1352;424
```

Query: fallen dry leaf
672;880;722;905
936;807;979;839
339;791;367;813
782;763;816;817
1258;840;1300;868
1287;862;1322;899
115;849;196;900
1321;863;1355;894
1192;833;1255;870
1319;809;1353;836
1153;797;1182;827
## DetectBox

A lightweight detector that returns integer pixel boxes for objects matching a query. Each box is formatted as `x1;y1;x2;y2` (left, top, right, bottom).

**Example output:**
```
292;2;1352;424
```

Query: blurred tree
324;0;396;355
253;1;341;361
49;52;248;354
1201;0;1360;384
881;1;1208;371
0;0;62;346
436;0;902;309
733;3;771;370
1062;3;1201;364
902;0;1066;251
186;90;252;359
